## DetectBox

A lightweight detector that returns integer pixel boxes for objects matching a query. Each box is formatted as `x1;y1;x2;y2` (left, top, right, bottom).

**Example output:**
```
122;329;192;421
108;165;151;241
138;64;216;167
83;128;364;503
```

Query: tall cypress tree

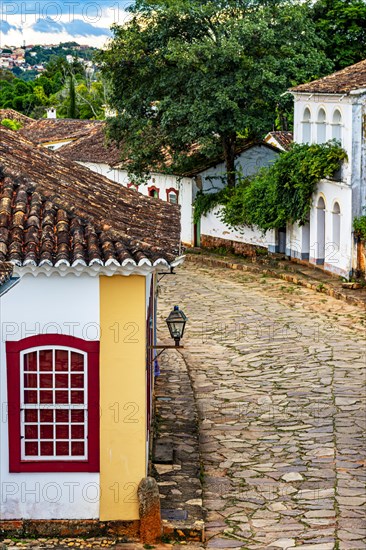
68;76;76;119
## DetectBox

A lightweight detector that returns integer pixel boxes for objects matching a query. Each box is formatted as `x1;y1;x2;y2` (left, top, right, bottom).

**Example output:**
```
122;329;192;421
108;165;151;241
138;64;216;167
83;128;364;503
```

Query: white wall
0;274;100;520
198;145;279;192
78;163;195;246
201;206;277;250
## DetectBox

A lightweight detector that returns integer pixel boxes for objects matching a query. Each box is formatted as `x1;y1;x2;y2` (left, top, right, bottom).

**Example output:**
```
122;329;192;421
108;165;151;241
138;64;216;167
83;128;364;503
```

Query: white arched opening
317;108;327;144
332;110;342;144
302;220;310;259
302;107;311;144
316;196;326;263
332;201;341;253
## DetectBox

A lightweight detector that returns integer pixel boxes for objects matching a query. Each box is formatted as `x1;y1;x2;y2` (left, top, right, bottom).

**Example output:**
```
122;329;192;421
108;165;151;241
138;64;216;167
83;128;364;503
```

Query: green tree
310;0;366;70
100;0;331;186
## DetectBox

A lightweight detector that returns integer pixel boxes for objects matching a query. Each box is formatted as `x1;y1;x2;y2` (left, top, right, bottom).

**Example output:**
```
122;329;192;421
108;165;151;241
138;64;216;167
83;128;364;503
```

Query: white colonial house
287;59;366;278
0;126;182;534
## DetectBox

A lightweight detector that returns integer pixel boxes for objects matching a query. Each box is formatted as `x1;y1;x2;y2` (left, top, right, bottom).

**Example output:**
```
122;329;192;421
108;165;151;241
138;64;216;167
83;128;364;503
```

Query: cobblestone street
158;259;366;550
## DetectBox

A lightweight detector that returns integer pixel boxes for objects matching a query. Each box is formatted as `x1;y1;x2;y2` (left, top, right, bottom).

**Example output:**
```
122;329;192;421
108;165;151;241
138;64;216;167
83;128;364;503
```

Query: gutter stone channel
152;340;205;543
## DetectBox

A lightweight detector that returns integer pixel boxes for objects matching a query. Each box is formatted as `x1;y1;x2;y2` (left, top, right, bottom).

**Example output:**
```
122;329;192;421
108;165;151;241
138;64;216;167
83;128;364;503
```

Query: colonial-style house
0;126;182;534
191;61;366;274
58;124;196;246
59;131;281;250
287;59;366;278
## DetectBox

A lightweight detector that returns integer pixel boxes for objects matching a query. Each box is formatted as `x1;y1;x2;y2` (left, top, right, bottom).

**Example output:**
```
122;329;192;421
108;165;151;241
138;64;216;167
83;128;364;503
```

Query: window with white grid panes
21;347;87;460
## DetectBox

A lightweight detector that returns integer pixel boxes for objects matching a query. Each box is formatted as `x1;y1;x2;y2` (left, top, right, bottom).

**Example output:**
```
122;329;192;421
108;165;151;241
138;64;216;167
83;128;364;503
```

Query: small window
332;110;342;144
317;196;326;210
148;186;159;198
6;335;99;473
127;182;139;191
166;188;179;204
302;107;311;144
317;108;327;144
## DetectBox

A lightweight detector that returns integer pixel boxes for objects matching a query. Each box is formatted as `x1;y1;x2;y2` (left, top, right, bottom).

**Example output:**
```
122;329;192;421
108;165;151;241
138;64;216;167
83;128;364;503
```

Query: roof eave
290;90;347;96
13;257;185;279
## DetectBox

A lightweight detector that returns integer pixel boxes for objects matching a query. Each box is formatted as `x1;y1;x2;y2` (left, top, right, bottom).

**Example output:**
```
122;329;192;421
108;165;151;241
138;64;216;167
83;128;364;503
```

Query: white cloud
1;5;131;47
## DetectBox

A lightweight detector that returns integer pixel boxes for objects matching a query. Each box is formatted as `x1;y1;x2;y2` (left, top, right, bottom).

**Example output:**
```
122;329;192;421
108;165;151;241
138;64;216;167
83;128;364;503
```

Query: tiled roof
264;131;293;151
0;262;13;286
59;124;122;166
0;127;181;270
19;118;102;145
291;60;366;94
0;109;34;127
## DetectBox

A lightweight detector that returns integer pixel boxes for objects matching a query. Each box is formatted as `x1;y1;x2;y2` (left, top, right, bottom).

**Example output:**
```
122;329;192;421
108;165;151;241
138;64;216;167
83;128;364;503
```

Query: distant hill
25;42;98;67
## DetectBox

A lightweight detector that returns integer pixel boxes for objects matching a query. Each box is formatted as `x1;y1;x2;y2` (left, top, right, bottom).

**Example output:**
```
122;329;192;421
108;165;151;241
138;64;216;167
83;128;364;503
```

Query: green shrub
1;118;22;130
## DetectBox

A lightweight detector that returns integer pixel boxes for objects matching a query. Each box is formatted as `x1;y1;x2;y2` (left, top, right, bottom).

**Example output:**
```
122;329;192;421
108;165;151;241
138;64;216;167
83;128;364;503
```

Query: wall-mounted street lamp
166;305;187;347
150;306;188;360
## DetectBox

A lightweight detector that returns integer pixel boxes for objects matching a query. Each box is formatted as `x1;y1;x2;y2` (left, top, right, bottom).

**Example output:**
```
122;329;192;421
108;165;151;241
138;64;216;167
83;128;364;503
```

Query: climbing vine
193;187;232;224
194;142;347;232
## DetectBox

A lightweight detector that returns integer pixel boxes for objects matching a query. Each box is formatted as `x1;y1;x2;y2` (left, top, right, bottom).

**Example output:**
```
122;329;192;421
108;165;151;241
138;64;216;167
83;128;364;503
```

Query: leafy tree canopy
310;0;366;70
100;0;332;186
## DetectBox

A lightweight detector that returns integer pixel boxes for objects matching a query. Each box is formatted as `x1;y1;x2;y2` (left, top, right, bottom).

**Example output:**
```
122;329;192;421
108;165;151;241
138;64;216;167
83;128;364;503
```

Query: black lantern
166;306;187;346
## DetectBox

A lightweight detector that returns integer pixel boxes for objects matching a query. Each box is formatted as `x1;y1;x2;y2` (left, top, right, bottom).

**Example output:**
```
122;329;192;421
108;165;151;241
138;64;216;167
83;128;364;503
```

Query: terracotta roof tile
19;118;102;145
0;262;13;286
291;59;366;94
59;124;122;166
0;109;34;127
0;126;181;269
264;131;293;151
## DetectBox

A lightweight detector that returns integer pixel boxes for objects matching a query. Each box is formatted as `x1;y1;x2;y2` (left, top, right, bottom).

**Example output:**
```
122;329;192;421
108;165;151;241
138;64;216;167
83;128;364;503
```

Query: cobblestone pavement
158;261;366;550
153;347;204;531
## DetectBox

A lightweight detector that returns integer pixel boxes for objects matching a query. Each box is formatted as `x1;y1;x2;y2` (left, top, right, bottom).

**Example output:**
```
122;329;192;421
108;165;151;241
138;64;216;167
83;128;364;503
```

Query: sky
0;0;133;48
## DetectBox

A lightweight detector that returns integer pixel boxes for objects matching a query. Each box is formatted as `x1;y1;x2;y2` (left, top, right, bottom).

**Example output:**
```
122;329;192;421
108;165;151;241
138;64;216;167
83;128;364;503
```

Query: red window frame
127;182;139;190
166;188;179;203
148;185;160;198
6;334;100;473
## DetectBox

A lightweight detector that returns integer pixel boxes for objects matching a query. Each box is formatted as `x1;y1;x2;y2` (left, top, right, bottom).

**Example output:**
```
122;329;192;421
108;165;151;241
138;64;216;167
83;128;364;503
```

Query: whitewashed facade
0;274;100;520
288;71;366;278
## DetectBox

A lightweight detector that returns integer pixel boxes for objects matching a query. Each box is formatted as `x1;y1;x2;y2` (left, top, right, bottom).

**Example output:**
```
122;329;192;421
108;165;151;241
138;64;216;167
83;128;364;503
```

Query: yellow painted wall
99;275;147;521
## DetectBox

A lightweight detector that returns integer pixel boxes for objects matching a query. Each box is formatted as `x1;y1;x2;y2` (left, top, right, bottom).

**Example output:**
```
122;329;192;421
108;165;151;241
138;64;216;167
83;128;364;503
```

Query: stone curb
185;254;366;310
